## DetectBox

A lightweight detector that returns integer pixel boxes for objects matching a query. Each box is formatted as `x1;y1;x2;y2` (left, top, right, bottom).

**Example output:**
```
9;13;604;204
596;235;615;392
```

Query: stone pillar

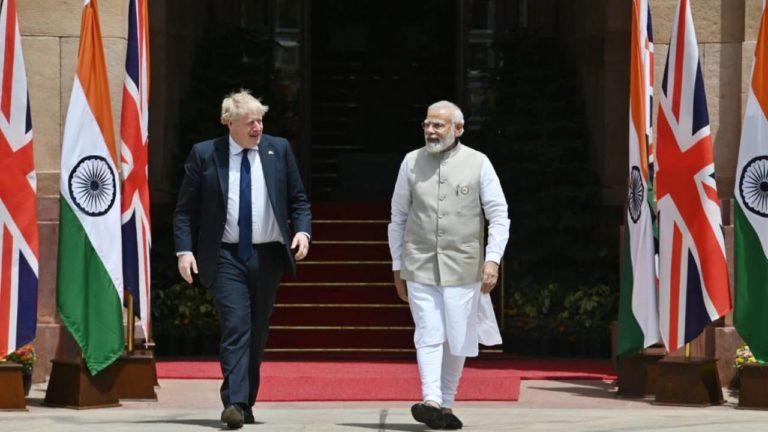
147;0;209;210
602;0;632;205
554;0;631;206
18;0;128;382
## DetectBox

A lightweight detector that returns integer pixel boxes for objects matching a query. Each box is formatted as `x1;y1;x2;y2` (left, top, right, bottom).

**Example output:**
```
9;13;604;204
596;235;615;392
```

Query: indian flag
617;0;660;357
735;2;768;363
57;0;123;375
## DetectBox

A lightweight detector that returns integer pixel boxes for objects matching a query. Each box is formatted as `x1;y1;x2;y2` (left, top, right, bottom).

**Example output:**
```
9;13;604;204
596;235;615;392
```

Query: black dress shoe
443;412;463;430
238;403;255;424
221;404;244;429
243;410;255;424
411;402;446;429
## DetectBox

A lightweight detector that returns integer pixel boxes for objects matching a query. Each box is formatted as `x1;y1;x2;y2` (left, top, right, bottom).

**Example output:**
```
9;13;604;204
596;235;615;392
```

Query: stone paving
2;379;768;431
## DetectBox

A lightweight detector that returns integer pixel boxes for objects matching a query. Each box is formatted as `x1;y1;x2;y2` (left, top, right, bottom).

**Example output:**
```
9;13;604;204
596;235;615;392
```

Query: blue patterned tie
237;148;253;262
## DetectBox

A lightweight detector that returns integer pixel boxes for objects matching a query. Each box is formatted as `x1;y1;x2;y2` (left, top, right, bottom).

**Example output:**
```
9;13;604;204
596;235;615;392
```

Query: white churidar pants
406;281;502;407
416;341;465;407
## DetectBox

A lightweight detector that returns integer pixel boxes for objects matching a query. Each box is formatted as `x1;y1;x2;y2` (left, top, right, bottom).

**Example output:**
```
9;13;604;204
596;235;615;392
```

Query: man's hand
291;233;310;261
481;261;499;293
393;271;408;302
178;254;198;284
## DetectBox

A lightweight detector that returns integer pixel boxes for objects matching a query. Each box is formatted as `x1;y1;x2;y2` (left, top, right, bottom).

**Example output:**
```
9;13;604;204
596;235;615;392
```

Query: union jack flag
120;0;151;342
0;0;38;359
656;0;731;352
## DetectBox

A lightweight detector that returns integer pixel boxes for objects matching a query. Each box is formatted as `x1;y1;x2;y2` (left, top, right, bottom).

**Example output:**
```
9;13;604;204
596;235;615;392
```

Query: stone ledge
652;0;745;44
18;0;128;39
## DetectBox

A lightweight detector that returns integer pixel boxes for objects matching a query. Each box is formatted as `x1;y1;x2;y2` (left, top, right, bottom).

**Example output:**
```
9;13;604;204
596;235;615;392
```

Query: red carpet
155;358;616;402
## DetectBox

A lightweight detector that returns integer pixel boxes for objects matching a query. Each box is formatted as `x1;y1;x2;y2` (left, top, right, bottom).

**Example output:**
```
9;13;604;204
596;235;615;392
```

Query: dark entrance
309;0;457;201
153;0;616;358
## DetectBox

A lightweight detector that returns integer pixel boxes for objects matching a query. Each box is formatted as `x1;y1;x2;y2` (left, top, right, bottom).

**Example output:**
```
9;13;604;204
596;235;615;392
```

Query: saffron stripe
138;0;145;89
630;0;649;182
140;0;150;92
77;0;118;165
672;0;688;121
752;0;768;118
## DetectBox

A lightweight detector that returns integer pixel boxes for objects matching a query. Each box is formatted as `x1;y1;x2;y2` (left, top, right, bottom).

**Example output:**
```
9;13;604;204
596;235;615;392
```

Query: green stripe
735;203;768;362
617;226;644;358
56;199;124;375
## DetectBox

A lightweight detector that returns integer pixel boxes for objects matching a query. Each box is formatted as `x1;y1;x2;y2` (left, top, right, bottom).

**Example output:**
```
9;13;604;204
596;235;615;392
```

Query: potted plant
2;344;36;395
732;344;758;390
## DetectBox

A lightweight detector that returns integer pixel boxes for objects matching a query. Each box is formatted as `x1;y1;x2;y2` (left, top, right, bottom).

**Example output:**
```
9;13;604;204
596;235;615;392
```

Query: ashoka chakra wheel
628;166;644;223
68;155;117;217
740;156;768;218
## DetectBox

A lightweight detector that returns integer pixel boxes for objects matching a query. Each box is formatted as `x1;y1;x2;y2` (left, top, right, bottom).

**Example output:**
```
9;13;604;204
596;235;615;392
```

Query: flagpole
684;342;691;359
126;293;135;354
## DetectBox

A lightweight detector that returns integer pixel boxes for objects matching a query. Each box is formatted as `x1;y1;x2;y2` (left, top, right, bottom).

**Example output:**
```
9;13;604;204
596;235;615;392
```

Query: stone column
18;0;128;382
147;0;211;210
554;0;632;206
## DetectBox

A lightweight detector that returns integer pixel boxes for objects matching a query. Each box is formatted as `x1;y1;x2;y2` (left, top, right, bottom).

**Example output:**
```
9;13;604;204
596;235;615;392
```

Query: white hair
428;100;464;125
220;89;269;124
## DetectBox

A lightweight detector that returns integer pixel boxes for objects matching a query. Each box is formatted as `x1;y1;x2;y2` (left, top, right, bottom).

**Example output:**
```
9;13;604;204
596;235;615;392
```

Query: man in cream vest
388;101;510;429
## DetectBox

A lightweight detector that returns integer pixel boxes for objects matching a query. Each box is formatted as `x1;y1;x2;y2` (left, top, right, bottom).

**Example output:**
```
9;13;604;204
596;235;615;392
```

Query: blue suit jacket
173;134;312;287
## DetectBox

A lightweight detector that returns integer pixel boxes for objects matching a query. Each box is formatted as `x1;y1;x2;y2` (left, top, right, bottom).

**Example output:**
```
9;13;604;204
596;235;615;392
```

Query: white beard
425;128;456;154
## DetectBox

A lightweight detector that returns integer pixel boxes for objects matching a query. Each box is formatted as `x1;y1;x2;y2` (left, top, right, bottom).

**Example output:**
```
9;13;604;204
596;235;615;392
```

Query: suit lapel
258;136;277;207
213;136;229;201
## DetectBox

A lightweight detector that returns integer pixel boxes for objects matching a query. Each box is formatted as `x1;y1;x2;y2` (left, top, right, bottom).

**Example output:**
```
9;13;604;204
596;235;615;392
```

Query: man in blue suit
173;90;311;429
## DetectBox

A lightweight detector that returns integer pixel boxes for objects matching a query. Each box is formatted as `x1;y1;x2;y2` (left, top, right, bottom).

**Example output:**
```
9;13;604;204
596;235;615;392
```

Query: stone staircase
266;202;412;355
265;202;504;357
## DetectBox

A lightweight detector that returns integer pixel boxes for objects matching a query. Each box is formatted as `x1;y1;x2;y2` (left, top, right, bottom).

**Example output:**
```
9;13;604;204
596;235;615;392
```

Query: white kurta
389;155;508;357
407;281;501;357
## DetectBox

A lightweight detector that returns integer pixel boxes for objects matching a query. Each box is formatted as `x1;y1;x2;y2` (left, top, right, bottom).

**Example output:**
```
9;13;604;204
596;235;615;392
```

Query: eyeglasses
422;120;449;130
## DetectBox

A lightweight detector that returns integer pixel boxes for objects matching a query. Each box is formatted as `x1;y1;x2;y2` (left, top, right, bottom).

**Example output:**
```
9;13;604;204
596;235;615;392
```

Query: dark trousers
210;242;285;408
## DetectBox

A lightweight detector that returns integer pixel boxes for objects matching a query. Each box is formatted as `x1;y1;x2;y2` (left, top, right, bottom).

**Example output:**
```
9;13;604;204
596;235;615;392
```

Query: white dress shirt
388;152;510;272
223;136;285;244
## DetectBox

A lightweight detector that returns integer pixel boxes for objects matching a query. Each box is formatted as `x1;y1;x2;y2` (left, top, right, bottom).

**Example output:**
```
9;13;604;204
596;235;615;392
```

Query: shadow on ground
25;397;46;407
526;380;621;400
338;423;428;431
137;418;263;430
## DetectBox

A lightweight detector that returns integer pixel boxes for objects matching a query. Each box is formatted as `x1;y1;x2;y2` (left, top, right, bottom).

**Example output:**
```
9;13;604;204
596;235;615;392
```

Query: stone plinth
739;362;768;408
714;326;744;388
655;357;724;406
